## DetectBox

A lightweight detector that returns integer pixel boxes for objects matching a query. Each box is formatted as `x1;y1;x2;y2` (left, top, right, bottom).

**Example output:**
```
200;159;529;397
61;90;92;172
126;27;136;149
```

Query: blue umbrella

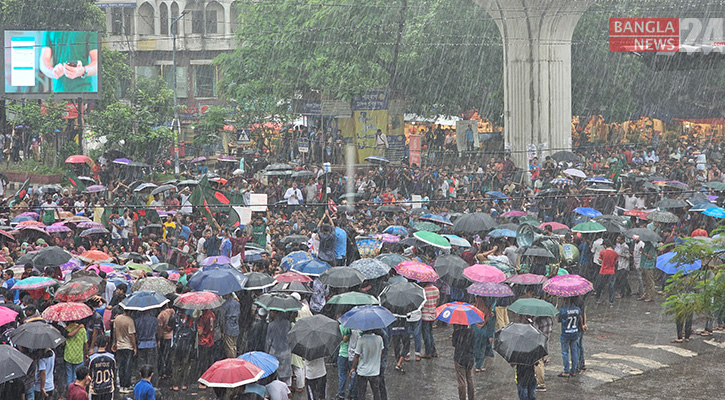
280;251;313;272
120;291;169;311
486;191;509;199
689;202;717;212
584;176;613;184
383;225;409;236
244;383;267;398
238;351;279;379
420;214;453;226
443;234;471;248
489;228;517;238
187;267;247;295
573;207;602;218
350;258;391;280
199;264;248;288
244;248;268;262
338;305;396;330
703;207;725;219
291;257;331;277
656;252;701;275
11;216;34;224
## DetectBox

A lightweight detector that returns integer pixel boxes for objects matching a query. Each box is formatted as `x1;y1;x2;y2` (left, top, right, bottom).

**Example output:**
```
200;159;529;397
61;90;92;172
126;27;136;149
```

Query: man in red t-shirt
597;241;619;306
67;365;91;400
691;226;708;238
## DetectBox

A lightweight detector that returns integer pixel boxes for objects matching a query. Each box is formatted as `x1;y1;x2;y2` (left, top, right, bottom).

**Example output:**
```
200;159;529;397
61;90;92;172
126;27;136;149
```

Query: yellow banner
354;109;388;162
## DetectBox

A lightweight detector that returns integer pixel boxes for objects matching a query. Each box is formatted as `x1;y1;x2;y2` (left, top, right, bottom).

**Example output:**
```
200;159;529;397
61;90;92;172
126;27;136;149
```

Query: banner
386;114;405;162
609;18;725;53
354;109;388;162
409;134;422;167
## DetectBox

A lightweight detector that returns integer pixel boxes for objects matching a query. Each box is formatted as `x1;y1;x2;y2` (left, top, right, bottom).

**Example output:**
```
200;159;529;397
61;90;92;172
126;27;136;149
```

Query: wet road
149;294;724;400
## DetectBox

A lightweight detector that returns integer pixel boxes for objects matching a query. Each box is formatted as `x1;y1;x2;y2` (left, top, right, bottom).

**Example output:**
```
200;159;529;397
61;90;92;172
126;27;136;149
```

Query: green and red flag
14;179;30;202
65;170;86;192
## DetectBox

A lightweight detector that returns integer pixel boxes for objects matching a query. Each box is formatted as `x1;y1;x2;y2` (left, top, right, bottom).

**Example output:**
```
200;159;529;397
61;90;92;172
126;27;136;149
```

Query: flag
328;199;337;214
14;179;30;202
65;170;86;192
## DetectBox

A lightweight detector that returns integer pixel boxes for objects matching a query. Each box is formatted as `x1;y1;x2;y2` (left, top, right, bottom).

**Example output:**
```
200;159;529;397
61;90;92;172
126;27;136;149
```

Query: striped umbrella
41;302;93;322
435;302;485;326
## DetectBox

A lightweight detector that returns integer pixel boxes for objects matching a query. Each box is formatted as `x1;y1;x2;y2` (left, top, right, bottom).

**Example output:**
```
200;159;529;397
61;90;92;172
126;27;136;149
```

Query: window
194;65;217;98
111;8;133;35
160;3;169;35
161;65;188;98
192;11;204;34
206;10;217;34
137;2;155;36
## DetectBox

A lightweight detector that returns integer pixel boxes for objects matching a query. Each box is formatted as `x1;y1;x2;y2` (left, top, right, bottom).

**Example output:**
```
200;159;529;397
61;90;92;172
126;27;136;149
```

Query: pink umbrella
505;273;548;285
463;264;506;283
501;210;527;217
0;306;18;326
77;221;104;229
373;233;401;243
539;222;569;231
46;225;72;233
542;274;593;297
394;260;439;282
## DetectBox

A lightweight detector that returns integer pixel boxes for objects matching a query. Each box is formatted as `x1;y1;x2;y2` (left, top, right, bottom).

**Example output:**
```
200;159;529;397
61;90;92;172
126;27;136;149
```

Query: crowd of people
0;137;724;400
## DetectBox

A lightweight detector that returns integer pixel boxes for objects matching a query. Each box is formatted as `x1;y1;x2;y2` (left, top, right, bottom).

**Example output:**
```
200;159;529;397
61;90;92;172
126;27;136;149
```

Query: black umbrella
642;181;660;191
288;314;342;360
10;321;65;349
379;281;425;315
408;208;428;216
0;344;33;384
434;255;471;288
624;228;662;243
281;235;309;245
265;163;294;171
551;151;579;162
377;205;405;213
244;272;276;290
534;188;562;198
399;237;427;247
270;281;313;295
33;246;72;268
150;262;175;272
150;184;175;196
15;252;37;266
118;252;147;262
516;246;556;258
38;185;63;195
140;225;163;234
496;223;520;231
292;170;315;179
318;267;365;288
593;219;626;233
494;323;548;365
339;193;364;201
70;270;104;289
453;213;497;233
655;198;688;209
255;293;303;312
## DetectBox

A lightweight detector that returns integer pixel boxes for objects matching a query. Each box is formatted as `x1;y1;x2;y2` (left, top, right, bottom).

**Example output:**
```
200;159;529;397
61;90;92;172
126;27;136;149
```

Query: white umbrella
563;168;586;178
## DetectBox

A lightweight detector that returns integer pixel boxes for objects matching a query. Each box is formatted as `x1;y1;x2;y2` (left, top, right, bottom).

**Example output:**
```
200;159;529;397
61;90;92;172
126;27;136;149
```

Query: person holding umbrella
452;321;475;400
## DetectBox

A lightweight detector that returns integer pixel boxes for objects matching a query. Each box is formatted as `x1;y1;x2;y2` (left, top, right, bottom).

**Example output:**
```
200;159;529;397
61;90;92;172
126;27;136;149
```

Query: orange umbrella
78;250;113;263
17;221;45;227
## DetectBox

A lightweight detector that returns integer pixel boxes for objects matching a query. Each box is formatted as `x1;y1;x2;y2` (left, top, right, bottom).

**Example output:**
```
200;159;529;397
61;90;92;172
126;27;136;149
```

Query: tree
7;98;67;167
99;48;133;108
194;106;229;148
86;77;174;163
0;0;104;29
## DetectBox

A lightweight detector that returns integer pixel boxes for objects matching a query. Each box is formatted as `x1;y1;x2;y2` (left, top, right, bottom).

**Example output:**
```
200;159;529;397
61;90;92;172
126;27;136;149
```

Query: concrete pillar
474;0;592;172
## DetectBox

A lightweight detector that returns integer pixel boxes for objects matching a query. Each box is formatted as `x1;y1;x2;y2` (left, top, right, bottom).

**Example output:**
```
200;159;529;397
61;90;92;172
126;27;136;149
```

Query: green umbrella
126;262;153;273
571;221;606;234
413;231;451;249
508;298;558;317
704;181;725;190
412;221;442;233
327;292;379;306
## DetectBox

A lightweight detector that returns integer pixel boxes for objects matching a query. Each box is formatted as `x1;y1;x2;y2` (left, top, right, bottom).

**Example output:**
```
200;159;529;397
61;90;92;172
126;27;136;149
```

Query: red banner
609;18;679;52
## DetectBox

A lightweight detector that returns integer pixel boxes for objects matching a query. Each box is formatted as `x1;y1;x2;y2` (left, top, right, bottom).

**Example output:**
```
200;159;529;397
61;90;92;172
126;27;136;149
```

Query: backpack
170;313;195;351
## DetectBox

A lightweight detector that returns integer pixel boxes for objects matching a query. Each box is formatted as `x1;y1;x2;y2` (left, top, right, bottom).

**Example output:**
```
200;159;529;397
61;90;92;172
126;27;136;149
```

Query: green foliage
86;77;174;162
100;48;133;107
1;158;65;175
7;98;66;135
0;0;104;30
194;106;229;147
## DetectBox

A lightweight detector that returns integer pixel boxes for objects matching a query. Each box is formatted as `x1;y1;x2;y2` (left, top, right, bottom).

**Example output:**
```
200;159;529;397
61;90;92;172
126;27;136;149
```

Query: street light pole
171;11;188;177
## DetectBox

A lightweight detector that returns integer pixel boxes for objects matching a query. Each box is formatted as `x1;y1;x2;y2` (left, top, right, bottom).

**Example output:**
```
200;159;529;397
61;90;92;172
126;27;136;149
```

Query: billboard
609;18;725;54
3;30;101;99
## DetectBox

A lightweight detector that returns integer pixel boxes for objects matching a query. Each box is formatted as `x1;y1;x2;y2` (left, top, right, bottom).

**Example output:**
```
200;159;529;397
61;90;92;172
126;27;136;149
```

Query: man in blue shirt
2;269;19;303
133;364;155;400
557;298;581;377
334;224;348;266
134;311;158;385
220;229;232;258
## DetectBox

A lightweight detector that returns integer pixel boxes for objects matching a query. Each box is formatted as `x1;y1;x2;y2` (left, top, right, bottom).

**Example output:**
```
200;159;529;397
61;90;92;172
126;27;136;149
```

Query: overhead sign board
609;18;725;54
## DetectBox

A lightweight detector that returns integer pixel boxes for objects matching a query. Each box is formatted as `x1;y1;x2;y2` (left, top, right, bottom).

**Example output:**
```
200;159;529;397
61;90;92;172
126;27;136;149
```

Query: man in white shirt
196;229;210;263
350;331;383;400
631;235;645;297
284;182;304;207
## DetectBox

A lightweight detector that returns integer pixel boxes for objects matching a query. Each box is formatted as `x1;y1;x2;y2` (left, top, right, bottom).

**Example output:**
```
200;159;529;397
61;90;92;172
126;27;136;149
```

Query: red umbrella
41;302;93;322
505;273;548;285
79;250;113;263
623;210;650;219
65;155;92;164
0;229;16;242
463;264;506;283
394;260;439;282
55;281;99;302
275;271;313;283
198;358;264;388
435;302;486;326
173;291;224;310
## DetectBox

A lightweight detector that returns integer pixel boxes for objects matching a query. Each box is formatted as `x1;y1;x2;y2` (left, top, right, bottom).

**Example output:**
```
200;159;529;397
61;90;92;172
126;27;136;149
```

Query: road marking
590;353;667;369
578;370;620;382
704;339;725;349
631;343;698;357
583;359;644;375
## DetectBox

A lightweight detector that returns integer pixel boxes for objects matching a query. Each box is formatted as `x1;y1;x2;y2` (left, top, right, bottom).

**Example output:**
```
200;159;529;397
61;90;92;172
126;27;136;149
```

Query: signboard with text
609;18;725;53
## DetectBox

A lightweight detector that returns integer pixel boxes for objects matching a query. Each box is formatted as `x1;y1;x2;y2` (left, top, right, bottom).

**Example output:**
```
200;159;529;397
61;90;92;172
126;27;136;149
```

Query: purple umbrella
18;212;39;218
45;225;72;233
505;273;548;285
84;185;107;193
191;157;208;163
113;158;132;165
77;221;104;229
201;256;232;266
542;274;593;297
218;156;237;162
79;227;110;237
373;233;401;243
467;282;514;297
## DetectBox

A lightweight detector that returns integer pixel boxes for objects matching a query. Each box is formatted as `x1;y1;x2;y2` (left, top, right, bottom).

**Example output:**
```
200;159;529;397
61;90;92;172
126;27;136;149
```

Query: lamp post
171;11;188;176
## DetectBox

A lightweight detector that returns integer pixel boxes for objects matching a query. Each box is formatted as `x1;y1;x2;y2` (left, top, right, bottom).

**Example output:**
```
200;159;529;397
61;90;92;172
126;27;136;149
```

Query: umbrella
435;254;470;288
703;207;725;219
177;179;199;187
587;184;617;192
539;222;569;231
291;170;315;178
518;216;541;226
394;260;439;282
408;207;428;216
486;260;518;278
646;210;680;224
551;151;579;162
373;233;401;243
563;168;586;178
150;184;175;196
270;281;313;295
501;210;527;218
505;273;548;285
516;246;555;258
31;246;72;267
79;227;110;237
453;213;497;233
542;274;594;297
113;158;132;165
379;281;425;315
656;198;688;209
573;207;602;218
41;302;93;322
443;234;472;248
131;277;177;295
463;264;506;283
265;163;294;171
84;185;107;193
275;272;313;283
467;282;514;297
413;231;451;249
238;352;279;379
572;221;606;233
377;205;406;213
281;235;309;246
290;257;331;276
120;291;170;311
201;256;232;266
624;228;662;242
489;228;517;238
198;358;264;388
174;291;224;310
365;155;390;164
0;306;18;326
327;292;379;306
133;183;158;192
126;262;153;273
704;181;725;190
494;323;548;365
255;293;303;312
550;178;575;187
594;219;626;233
280;251;313;272
55;280;99;302
191;156;209;163
288;314;342;359
65;154;92;164
412;221;442;232
10;321;65;349
536;189;564;198
244;272;276;290
46;224;72;233
351;258;392;280
118;252;148;262
623;210;651;219
319;267;365;288
338;305;396;330
420;214;453;226
485;191;509;199
150;262;175;272
383;225;409;235
0;344;33;384
435;302;485;326
656;252;701;275
188;267;248;295
13;276;58;290
508;298;558;317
